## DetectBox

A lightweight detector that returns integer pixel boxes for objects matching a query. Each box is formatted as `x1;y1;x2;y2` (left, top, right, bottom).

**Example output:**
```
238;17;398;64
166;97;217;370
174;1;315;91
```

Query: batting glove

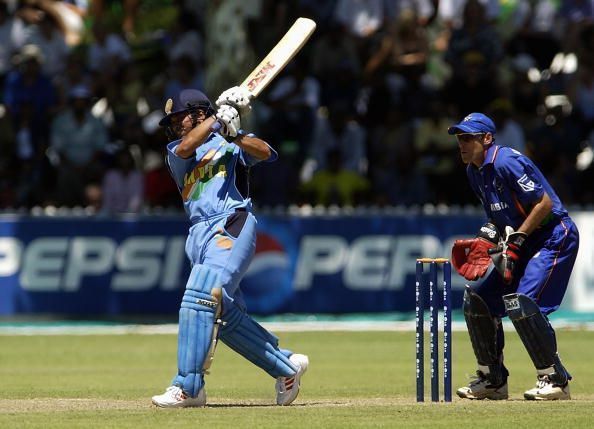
216;86;252;117
215;104;240;138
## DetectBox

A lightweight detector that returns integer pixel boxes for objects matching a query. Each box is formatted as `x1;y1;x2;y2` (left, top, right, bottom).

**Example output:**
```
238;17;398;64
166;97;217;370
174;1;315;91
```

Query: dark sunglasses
455;133;486;142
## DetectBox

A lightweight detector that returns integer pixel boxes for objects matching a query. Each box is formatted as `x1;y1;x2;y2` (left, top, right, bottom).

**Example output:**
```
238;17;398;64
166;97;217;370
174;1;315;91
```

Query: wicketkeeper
151;87;308;407
449;113;579;400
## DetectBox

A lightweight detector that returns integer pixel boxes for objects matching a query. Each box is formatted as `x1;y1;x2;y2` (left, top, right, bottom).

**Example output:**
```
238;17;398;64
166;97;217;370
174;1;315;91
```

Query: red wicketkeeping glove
451;223;500;281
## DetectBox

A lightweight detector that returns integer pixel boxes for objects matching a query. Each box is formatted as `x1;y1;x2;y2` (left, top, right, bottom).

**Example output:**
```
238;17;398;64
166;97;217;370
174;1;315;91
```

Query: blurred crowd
1;0;594;214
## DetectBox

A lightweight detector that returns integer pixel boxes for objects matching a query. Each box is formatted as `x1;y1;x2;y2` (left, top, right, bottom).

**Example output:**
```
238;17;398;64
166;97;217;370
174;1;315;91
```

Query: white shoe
151;386;206;408
456;371;508;400
524;376;570;400
276;353;309;406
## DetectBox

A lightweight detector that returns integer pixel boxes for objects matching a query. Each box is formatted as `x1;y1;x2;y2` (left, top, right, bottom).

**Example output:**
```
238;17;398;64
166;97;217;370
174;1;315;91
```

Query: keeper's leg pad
503;293;570;385
219;302;297;378
463;285;507;385
173;265;223;397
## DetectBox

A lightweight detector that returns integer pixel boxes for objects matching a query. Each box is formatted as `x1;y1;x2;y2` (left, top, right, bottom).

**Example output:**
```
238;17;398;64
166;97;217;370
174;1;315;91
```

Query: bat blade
211;17;316;132
241;17;316;97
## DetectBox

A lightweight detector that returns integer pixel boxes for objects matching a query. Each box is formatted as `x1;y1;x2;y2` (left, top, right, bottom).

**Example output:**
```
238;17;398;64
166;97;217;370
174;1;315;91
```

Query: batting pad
463;286;507;385
504;293;570;385
173;265;222;397
219;302;297;378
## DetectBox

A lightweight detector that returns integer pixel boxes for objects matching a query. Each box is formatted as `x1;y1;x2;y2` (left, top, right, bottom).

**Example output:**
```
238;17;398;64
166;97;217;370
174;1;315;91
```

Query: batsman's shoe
151;386;206;408
524;376;570;400
276;353;309;406
456;371;508;400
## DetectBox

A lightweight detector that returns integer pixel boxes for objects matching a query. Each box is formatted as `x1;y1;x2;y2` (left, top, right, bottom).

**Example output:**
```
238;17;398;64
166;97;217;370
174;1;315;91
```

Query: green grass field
1;329;593;428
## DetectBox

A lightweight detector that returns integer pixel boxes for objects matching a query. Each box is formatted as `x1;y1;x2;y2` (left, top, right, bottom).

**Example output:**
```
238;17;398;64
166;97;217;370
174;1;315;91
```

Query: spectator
3;44;56;133
507;0;560;71
53;51;92;108
333;0;384;39
25;8;70;80
203;0;256;97
301;148;370;206
311;21;361;86
87;19;131;77
558;0;594;51
370;107;431;205
384;0;435;27
443;0;503;115
49;84;108;206
306;101;367;177
488;98;527;153
105;62;144;127
413;99;457;202
438;0;500;30
333;0;384;63
18;0;87;46
567;43;594;134
373;143;430;206
264;58;320;149
90;0;139;40
364;8;430;88
163;55;205;102
13;101;51;206
101;148;144;213
0;1;27;82
143;149;179;208
165;9;203;68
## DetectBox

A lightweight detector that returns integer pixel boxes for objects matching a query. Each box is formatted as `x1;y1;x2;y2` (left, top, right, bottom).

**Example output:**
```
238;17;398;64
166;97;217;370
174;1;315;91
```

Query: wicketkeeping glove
215;104;240;138
488;226;527;285
451;222;500;281
215;86;252;117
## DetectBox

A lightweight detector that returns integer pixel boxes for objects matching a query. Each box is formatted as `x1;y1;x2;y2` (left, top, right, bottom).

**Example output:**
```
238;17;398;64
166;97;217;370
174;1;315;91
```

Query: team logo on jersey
517;174;536;192
182;149;231;200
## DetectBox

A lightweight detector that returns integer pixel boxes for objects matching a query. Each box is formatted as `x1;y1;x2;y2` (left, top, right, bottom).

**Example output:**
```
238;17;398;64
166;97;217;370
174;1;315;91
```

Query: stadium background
1;0;594;320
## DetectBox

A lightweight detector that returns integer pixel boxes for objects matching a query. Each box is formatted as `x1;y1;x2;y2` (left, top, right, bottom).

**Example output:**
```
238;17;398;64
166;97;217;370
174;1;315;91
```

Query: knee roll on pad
463;286;507;385
219;302;297;378
503;293;570;385
174;265;223;397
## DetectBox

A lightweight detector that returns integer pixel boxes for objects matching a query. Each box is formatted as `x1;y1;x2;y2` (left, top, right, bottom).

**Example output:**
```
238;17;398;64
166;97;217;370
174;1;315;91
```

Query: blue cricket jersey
166;132;277;223
468;145;579;315
466;145;568;234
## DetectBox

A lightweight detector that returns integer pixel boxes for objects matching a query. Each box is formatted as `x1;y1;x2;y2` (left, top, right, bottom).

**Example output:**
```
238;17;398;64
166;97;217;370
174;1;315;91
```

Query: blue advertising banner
243;214;482;314
2;212;592;315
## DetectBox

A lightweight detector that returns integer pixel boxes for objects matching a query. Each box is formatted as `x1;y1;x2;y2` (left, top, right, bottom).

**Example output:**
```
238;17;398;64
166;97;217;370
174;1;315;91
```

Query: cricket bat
211;17;317;131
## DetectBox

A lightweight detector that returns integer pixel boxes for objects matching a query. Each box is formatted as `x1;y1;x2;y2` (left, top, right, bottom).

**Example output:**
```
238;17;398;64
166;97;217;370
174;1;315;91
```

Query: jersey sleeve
166;140;194;189
237;131;278;166
498;151;544;206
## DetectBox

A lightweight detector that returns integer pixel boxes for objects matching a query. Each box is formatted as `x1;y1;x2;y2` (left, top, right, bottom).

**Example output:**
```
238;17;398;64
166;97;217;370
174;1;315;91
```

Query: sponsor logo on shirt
490;202;509;211
517;174;536;192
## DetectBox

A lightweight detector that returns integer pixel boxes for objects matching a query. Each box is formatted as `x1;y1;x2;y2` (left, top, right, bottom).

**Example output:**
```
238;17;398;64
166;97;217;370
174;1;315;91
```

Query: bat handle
209;120;222;132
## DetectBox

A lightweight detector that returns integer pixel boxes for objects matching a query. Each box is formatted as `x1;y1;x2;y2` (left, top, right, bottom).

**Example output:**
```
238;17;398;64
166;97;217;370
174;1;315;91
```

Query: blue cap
159;89;213;126
447;112;496;135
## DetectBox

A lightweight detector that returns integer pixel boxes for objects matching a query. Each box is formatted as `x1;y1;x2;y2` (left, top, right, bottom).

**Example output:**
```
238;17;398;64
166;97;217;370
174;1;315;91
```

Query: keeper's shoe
456;371;509;400
524;375;570;400
151;386;206;408
275;353;309;406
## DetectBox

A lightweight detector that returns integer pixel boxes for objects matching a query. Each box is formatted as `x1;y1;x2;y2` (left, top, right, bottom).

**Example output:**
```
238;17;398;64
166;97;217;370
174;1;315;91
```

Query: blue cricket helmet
159;89;214;127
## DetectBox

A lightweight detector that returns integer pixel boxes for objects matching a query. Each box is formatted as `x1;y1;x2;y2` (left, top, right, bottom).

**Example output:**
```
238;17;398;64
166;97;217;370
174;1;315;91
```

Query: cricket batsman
151;87;308;407
449;113;579;400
